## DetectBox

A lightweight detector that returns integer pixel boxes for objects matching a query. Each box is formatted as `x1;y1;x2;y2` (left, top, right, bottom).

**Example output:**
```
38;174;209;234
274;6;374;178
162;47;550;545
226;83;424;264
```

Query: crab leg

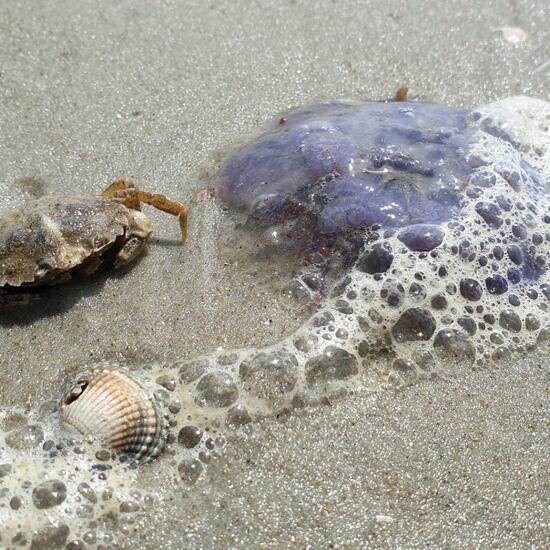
132;191;188;243
102;181;188;242
102;180;140;210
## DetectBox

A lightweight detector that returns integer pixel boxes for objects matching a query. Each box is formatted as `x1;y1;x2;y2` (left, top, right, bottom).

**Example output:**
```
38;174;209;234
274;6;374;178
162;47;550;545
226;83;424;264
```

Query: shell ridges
60;368;166;462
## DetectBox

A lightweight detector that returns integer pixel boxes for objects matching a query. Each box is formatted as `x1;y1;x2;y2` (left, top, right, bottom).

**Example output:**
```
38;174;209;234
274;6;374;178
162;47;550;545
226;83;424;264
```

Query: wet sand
0;0;549;547
134;352;549;548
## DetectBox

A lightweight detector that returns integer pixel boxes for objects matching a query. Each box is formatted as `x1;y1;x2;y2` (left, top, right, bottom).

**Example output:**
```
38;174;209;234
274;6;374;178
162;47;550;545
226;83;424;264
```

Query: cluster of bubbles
0;96;549;546
0;365;227;548
213;94;550;381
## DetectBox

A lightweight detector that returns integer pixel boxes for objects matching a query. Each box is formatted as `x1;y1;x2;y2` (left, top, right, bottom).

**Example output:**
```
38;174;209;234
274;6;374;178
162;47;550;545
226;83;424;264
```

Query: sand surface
0;0;549;548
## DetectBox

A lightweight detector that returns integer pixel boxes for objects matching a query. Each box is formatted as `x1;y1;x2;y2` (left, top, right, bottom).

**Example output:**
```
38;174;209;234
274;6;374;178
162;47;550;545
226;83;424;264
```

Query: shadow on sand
0;257;145;327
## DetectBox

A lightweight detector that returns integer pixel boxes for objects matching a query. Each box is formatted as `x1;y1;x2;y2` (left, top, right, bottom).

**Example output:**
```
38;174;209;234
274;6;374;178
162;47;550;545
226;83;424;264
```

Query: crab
0;179;187;302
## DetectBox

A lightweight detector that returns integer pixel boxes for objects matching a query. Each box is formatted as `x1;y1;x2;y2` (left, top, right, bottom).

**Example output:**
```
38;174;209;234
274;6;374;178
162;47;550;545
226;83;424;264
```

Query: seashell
60;368;166;463
492;26;529;45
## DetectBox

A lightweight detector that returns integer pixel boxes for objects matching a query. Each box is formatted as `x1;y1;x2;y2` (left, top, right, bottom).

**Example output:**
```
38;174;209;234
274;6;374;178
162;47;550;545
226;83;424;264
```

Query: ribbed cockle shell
61;368;166;463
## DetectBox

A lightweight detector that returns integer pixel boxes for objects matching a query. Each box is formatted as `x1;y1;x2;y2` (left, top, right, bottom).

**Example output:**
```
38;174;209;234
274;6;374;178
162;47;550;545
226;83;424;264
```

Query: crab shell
61;368;166;463
0;195;152;287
